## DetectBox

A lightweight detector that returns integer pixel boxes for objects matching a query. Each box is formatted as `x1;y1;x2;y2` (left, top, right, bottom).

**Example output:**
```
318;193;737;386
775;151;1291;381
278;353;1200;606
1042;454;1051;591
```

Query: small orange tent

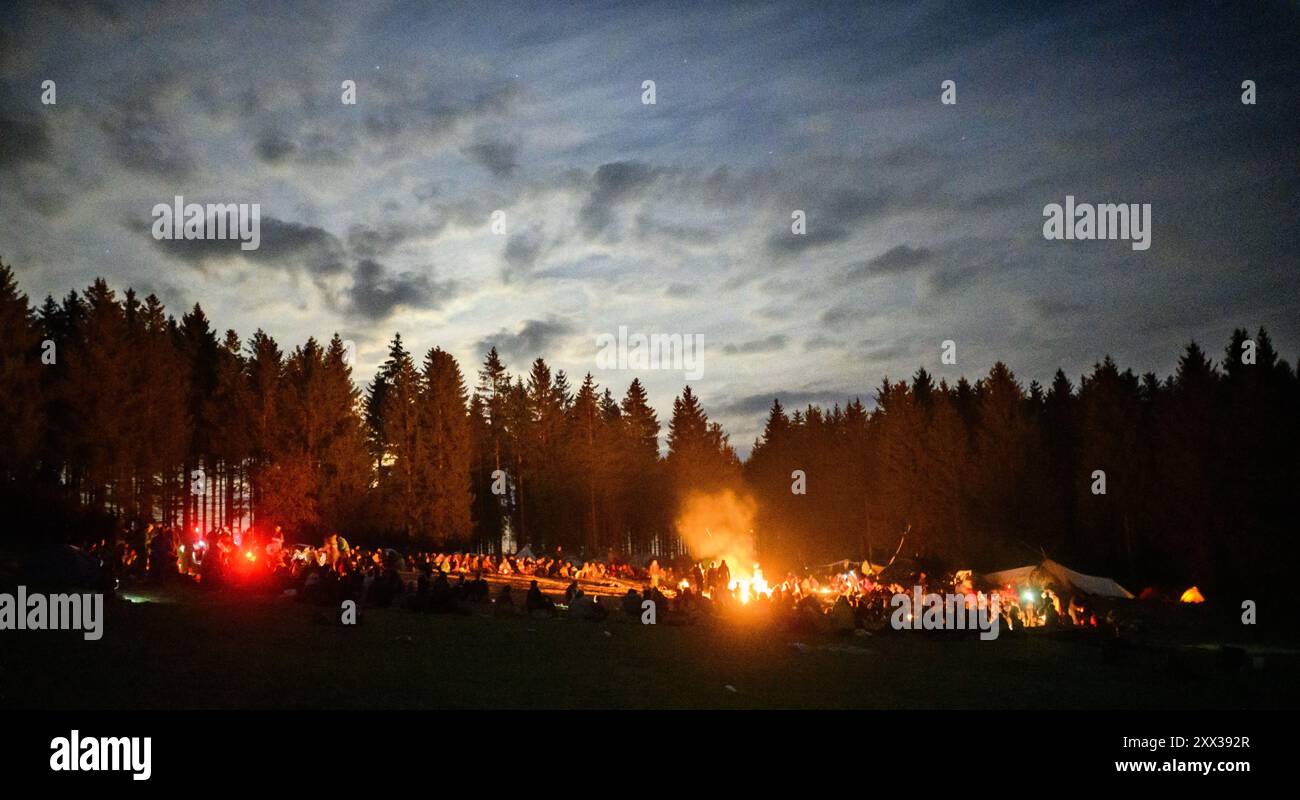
1180;586;1205;603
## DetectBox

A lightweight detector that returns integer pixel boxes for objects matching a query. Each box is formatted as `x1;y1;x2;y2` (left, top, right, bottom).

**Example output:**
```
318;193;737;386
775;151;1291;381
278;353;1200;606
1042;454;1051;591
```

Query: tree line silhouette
1;262;1295;596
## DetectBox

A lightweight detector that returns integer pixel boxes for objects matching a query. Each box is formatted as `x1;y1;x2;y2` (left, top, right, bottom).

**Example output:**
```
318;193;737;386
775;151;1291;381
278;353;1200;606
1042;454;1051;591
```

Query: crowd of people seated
79;522;1107;634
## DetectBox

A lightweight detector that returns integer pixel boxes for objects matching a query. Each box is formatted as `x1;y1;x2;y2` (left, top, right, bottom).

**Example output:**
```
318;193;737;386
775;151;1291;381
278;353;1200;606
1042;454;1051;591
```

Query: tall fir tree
418;347;473;545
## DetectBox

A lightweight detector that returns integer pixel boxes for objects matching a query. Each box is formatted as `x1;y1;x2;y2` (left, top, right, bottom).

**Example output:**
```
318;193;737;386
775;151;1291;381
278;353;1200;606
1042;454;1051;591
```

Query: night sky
2;1;1297;453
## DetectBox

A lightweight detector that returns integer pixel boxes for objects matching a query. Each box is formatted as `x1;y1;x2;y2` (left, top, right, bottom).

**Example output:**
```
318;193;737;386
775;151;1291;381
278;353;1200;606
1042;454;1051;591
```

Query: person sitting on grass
830;594;856;634
621;588;643;618
407;569;430;612
526;580;557;617
429;569;454;613
493;584;517;616
567;590;608;622
466;573;490;602
644;585;669;620
342;565;365;609
369;563;401;608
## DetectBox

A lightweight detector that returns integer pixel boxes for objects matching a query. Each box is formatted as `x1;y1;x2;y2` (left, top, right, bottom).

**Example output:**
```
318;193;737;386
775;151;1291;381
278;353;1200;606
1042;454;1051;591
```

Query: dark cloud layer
475;317;576;366
149;215;347;277
722;334;788;355
579;161;660;239
347;259;454;321
848;244;934;279
0;116;53;165
0;1;1297;457
463;140;518;178
716;389;865;419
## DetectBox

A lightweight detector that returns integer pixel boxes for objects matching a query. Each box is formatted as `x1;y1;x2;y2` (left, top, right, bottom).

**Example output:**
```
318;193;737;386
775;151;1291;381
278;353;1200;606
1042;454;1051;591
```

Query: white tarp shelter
983;558;1134;600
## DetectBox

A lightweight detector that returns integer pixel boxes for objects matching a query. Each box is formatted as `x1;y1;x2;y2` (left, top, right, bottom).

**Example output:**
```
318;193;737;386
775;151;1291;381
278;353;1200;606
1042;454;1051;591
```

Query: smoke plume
675;489;758;579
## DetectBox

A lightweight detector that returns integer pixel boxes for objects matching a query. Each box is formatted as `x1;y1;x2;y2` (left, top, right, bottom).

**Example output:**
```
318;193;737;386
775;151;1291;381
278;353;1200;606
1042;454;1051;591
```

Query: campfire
730;563;770;604
676;489;771;603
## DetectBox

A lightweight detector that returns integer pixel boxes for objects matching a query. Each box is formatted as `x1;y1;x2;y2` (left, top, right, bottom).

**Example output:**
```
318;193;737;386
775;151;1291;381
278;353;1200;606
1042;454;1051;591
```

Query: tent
982;558;1134;600
515;545;535;559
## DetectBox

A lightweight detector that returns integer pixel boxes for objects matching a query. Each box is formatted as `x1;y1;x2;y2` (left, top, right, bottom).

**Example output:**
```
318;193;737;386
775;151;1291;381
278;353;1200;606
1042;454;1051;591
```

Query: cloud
358;80;520;147
49;0;125;27
918;237;1026;301
98;84;196;177
820;305;855;326
859;342;912;362
847;244;934;279
463;140;519;178
502;227;545;284
1;0;1297;445
347;223;415;260
766;224;849;256
150;215;348;276
716;388;862;418
1028;296;1088;320
722;334;788;355
257;219;349;275
767;188;895;257
804;334;842;351
579;161;660;239
0;116;53;166
254;129;297;163
475;317;576;365
635;213;714;245
346;259;453;321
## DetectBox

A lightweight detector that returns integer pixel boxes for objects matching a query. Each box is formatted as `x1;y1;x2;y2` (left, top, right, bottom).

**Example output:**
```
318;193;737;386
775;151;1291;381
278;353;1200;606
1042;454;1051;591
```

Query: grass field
3;585;1296;710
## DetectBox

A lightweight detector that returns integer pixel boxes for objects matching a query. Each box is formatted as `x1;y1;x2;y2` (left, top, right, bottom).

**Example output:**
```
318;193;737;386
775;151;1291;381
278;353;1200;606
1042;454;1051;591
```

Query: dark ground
2;584;1297;710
